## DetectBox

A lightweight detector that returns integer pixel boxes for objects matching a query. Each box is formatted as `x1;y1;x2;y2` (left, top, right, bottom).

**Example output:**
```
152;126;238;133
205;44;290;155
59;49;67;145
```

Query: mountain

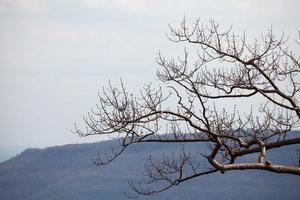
0;138;299;200
0;146;28;163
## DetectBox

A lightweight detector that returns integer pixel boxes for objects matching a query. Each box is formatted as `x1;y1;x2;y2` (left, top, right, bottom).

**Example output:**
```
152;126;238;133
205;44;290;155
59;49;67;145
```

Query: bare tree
74;19;300;195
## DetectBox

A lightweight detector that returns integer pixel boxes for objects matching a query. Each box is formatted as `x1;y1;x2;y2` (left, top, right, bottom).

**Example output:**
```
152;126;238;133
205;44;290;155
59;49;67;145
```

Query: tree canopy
74;19;300;195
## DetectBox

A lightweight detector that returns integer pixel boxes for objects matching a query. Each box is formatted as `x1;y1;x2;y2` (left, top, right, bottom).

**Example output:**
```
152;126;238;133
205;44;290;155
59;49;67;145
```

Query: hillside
0;139;299;200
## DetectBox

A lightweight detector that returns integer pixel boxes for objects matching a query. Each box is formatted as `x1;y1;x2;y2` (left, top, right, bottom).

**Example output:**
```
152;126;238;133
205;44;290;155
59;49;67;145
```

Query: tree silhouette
74;19;300;195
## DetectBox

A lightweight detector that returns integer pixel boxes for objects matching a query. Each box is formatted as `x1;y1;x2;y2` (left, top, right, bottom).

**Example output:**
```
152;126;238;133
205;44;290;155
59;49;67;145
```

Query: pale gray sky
0;0;299;156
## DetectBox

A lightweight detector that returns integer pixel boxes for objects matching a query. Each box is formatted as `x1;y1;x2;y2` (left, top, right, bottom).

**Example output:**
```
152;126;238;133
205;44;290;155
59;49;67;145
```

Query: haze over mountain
0;137;299;200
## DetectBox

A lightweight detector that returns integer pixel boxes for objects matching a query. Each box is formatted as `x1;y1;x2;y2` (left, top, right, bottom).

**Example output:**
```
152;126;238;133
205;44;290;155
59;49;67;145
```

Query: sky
0;0;300;160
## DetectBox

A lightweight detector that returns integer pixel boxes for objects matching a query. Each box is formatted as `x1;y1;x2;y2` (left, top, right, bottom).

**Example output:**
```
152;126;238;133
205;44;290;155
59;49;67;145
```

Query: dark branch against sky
0;0;299;150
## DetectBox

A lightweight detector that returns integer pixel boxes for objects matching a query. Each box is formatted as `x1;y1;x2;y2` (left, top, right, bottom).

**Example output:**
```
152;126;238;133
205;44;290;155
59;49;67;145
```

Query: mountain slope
0;139;299;200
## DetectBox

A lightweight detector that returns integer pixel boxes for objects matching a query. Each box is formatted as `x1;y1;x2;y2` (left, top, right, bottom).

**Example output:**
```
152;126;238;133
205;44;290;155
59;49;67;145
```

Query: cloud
81;0;146;12
0;0;299;148
0;0;48;12
0;0;147;15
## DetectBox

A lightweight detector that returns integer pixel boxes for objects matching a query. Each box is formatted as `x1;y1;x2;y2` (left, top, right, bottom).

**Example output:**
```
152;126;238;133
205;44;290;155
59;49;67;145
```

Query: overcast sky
1;0;299;156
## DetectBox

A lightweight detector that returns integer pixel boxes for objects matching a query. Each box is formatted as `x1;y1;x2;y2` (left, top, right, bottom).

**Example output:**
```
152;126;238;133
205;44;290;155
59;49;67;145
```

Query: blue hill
0;138;299;200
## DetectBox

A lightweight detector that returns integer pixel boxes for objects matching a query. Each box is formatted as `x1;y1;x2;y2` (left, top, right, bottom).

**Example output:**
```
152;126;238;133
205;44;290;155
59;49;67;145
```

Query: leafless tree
74;19;300;195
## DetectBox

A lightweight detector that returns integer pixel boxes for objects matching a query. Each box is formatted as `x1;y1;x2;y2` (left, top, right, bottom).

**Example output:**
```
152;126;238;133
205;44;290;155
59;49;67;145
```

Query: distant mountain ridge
0;138;300;200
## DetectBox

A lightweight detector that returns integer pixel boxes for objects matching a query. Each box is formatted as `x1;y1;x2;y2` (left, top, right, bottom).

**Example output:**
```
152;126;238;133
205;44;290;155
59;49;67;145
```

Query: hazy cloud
0;0;299;149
